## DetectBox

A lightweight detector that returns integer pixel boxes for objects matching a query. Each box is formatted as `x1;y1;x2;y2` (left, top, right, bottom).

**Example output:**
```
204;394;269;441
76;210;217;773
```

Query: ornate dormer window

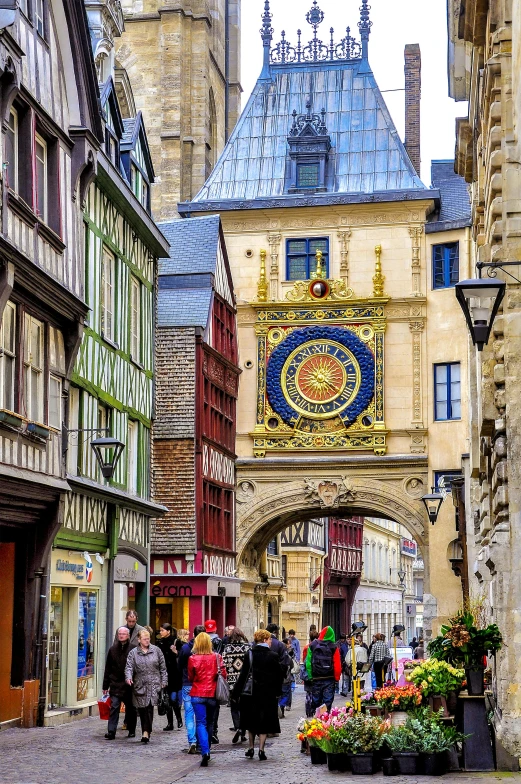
286;102;331;193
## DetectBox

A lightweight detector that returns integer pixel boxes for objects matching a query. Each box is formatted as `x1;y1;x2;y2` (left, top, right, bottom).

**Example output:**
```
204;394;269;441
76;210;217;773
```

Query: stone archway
235;455;435;637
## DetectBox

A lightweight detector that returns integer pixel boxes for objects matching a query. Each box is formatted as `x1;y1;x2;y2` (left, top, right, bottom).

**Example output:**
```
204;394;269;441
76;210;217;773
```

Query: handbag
214;653;230;705
97;694;111;720
242;650;254;696
157;688;170;716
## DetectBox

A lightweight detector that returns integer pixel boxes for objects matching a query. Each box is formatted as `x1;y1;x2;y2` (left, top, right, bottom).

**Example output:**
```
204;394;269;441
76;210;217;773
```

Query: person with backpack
305;625;342;713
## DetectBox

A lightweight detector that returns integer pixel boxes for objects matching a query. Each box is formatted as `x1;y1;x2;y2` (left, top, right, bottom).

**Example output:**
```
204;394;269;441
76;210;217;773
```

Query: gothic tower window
286;103;331;194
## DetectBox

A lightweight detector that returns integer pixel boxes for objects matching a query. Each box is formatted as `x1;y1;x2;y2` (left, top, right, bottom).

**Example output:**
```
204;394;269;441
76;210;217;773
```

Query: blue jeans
311;678;336;713
191;697;217;757
182;684;196;745
279;681;292;708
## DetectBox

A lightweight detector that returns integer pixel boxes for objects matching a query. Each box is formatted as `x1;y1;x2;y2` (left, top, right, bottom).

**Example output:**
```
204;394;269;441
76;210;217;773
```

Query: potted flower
407;708;468;776
361;691;383;716
374;684;423;725
319;706;353;771
346;713;390;774
385;724;422;774
429;610;502;696
296;717;328;764
406;659;465;714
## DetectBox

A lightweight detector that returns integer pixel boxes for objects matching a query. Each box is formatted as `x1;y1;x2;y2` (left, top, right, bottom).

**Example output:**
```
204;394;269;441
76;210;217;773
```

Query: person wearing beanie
305;626;342;712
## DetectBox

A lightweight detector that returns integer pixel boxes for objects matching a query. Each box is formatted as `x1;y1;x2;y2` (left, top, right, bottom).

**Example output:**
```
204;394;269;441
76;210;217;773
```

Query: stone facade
116;0;241;220
448;0;521;766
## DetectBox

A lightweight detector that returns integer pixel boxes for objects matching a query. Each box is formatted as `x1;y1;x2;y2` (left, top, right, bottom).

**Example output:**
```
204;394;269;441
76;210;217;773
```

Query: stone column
337;229;352;284
408;226;423;296
409;320;425;429
267;233;281;301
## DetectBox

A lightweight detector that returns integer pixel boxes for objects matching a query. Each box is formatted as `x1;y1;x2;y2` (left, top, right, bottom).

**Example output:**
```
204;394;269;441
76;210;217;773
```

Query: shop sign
114;554;146;583
401;538;417;557
151;579;197;597
207;578;241;598
51;549;103;587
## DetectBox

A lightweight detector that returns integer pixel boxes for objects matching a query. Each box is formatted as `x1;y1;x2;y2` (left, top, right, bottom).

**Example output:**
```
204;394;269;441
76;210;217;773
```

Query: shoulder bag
214;653;230;705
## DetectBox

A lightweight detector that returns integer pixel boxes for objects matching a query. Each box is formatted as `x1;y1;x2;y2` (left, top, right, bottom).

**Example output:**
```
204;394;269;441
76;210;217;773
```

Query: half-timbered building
151;215;240;633
43;0;169;722
0;0;103;728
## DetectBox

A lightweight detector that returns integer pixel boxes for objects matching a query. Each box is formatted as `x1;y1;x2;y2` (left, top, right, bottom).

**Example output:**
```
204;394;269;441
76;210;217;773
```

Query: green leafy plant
406;708;468;753
385;725;422;753
343;713;390;754
429;610;502;669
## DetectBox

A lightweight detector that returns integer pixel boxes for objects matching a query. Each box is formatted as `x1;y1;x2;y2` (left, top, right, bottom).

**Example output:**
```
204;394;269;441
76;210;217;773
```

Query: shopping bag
98;694;112;720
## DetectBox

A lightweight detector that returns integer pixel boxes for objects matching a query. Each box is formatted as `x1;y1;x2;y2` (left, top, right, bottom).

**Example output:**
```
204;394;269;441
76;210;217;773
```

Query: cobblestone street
0;689;520;784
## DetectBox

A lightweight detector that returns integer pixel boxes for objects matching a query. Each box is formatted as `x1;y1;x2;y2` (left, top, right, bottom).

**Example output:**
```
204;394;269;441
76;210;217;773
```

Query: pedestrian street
0;689;519;784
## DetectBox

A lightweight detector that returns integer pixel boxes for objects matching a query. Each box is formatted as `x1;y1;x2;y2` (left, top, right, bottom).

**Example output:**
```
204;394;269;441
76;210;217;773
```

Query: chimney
404;44;421;178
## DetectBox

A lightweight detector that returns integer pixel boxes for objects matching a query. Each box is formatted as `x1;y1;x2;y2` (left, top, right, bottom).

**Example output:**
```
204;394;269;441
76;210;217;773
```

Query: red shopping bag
98;695;112;720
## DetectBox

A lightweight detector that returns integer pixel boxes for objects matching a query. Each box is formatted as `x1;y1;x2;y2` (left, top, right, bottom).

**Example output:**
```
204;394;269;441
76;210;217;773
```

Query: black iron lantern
351;620;367;634
455;277;506;350
90;436;125;480
392;624;405;636
421;488;444;525
398;569;406;586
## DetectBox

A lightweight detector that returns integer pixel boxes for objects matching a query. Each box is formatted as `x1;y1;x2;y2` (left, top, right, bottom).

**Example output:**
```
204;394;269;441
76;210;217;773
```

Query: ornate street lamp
421;488;445;525
90;436;125;479
351;620;367;634
455;277;506;350
398;569;406;586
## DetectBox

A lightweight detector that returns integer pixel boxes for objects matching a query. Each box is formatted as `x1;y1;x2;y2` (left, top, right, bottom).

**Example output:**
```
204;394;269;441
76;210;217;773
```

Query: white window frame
48;374;62;430
5;107;18;193
23;313;44;423
130;276;140;361
101;247;115;342
35;0;44;36
141;178;149;210
18;0;28;16
35;132;48;222
127;419;138;495
0;301;16;412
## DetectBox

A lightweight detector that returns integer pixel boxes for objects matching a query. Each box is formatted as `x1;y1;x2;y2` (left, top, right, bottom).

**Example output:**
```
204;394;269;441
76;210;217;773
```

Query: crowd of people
102;610;423;766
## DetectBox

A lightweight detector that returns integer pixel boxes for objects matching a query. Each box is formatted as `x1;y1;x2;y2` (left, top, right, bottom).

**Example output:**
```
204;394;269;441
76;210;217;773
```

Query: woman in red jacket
187;632;227;767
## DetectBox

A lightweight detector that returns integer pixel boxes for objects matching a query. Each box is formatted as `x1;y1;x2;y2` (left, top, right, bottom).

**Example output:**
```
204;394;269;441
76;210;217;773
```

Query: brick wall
154;326;196;439
152;439;196;554
152;325;197;554
404;44;421;178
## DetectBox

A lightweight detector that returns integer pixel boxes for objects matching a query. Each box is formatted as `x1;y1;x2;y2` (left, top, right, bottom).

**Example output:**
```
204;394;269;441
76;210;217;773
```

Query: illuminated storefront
47;549;106;715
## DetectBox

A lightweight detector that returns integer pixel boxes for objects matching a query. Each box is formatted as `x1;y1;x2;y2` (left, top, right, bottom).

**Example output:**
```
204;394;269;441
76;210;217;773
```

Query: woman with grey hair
125;628;167;743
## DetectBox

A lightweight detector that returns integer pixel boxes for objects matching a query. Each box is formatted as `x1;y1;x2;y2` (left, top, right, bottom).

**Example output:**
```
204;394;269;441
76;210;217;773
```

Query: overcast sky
239;0;466;186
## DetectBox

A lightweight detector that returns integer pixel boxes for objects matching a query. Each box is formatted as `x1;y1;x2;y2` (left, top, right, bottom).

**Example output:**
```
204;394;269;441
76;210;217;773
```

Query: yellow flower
428;676;433;682
421;680;428;688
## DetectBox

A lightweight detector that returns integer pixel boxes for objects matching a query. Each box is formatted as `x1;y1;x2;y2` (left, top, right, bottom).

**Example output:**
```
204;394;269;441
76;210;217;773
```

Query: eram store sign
51;549;103;587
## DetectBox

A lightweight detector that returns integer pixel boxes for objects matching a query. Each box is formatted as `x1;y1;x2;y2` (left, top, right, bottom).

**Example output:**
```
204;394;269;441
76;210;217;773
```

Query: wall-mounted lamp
421;488;444;525
63;426;125;481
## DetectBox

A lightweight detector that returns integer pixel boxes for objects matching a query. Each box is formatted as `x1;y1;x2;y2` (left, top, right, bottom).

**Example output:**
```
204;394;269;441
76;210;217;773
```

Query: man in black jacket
102;626;137;739
266;624;291;679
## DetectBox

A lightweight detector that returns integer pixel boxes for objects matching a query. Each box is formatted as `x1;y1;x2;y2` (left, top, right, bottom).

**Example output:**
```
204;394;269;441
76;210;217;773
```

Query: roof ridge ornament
269;0;364;65
358;0;372;61
260;0;274;80
289;102;328;137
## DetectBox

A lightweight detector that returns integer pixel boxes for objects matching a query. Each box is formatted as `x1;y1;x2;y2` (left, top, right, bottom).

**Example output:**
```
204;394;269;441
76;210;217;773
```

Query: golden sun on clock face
281;339;362;420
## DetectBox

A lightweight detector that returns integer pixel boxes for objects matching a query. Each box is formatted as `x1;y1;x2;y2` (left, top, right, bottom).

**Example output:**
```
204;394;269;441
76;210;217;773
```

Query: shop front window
77;590;97;701
48;586;64;709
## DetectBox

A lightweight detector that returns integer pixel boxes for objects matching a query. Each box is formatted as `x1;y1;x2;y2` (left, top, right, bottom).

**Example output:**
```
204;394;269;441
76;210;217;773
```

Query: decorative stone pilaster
337;228;351;284
267;233;281;301
408;226;423;296
409;320;425;428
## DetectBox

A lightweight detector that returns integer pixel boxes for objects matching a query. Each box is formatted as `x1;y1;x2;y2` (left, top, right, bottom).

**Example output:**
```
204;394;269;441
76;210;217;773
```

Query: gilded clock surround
252;262;388;457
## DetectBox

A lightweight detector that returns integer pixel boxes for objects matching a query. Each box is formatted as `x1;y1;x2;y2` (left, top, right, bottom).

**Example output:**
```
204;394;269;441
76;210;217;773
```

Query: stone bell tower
116;0;241;220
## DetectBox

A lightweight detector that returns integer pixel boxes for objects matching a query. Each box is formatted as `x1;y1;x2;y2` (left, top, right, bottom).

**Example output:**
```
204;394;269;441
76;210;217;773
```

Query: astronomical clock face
282;340;361;420
266;325;375;429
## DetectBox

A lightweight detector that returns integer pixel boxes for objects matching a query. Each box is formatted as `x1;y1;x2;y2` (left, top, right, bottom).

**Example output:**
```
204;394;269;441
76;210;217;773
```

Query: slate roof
179;55;440;215
158;215;221;276
156;215;222;328
426;160;471;233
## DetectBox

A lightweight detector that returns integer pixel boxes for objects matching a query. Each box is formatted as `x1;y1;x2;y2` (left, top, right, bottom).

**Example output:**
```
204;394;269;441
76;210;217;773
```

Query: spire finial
260;1;274;80
358;0;372;61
